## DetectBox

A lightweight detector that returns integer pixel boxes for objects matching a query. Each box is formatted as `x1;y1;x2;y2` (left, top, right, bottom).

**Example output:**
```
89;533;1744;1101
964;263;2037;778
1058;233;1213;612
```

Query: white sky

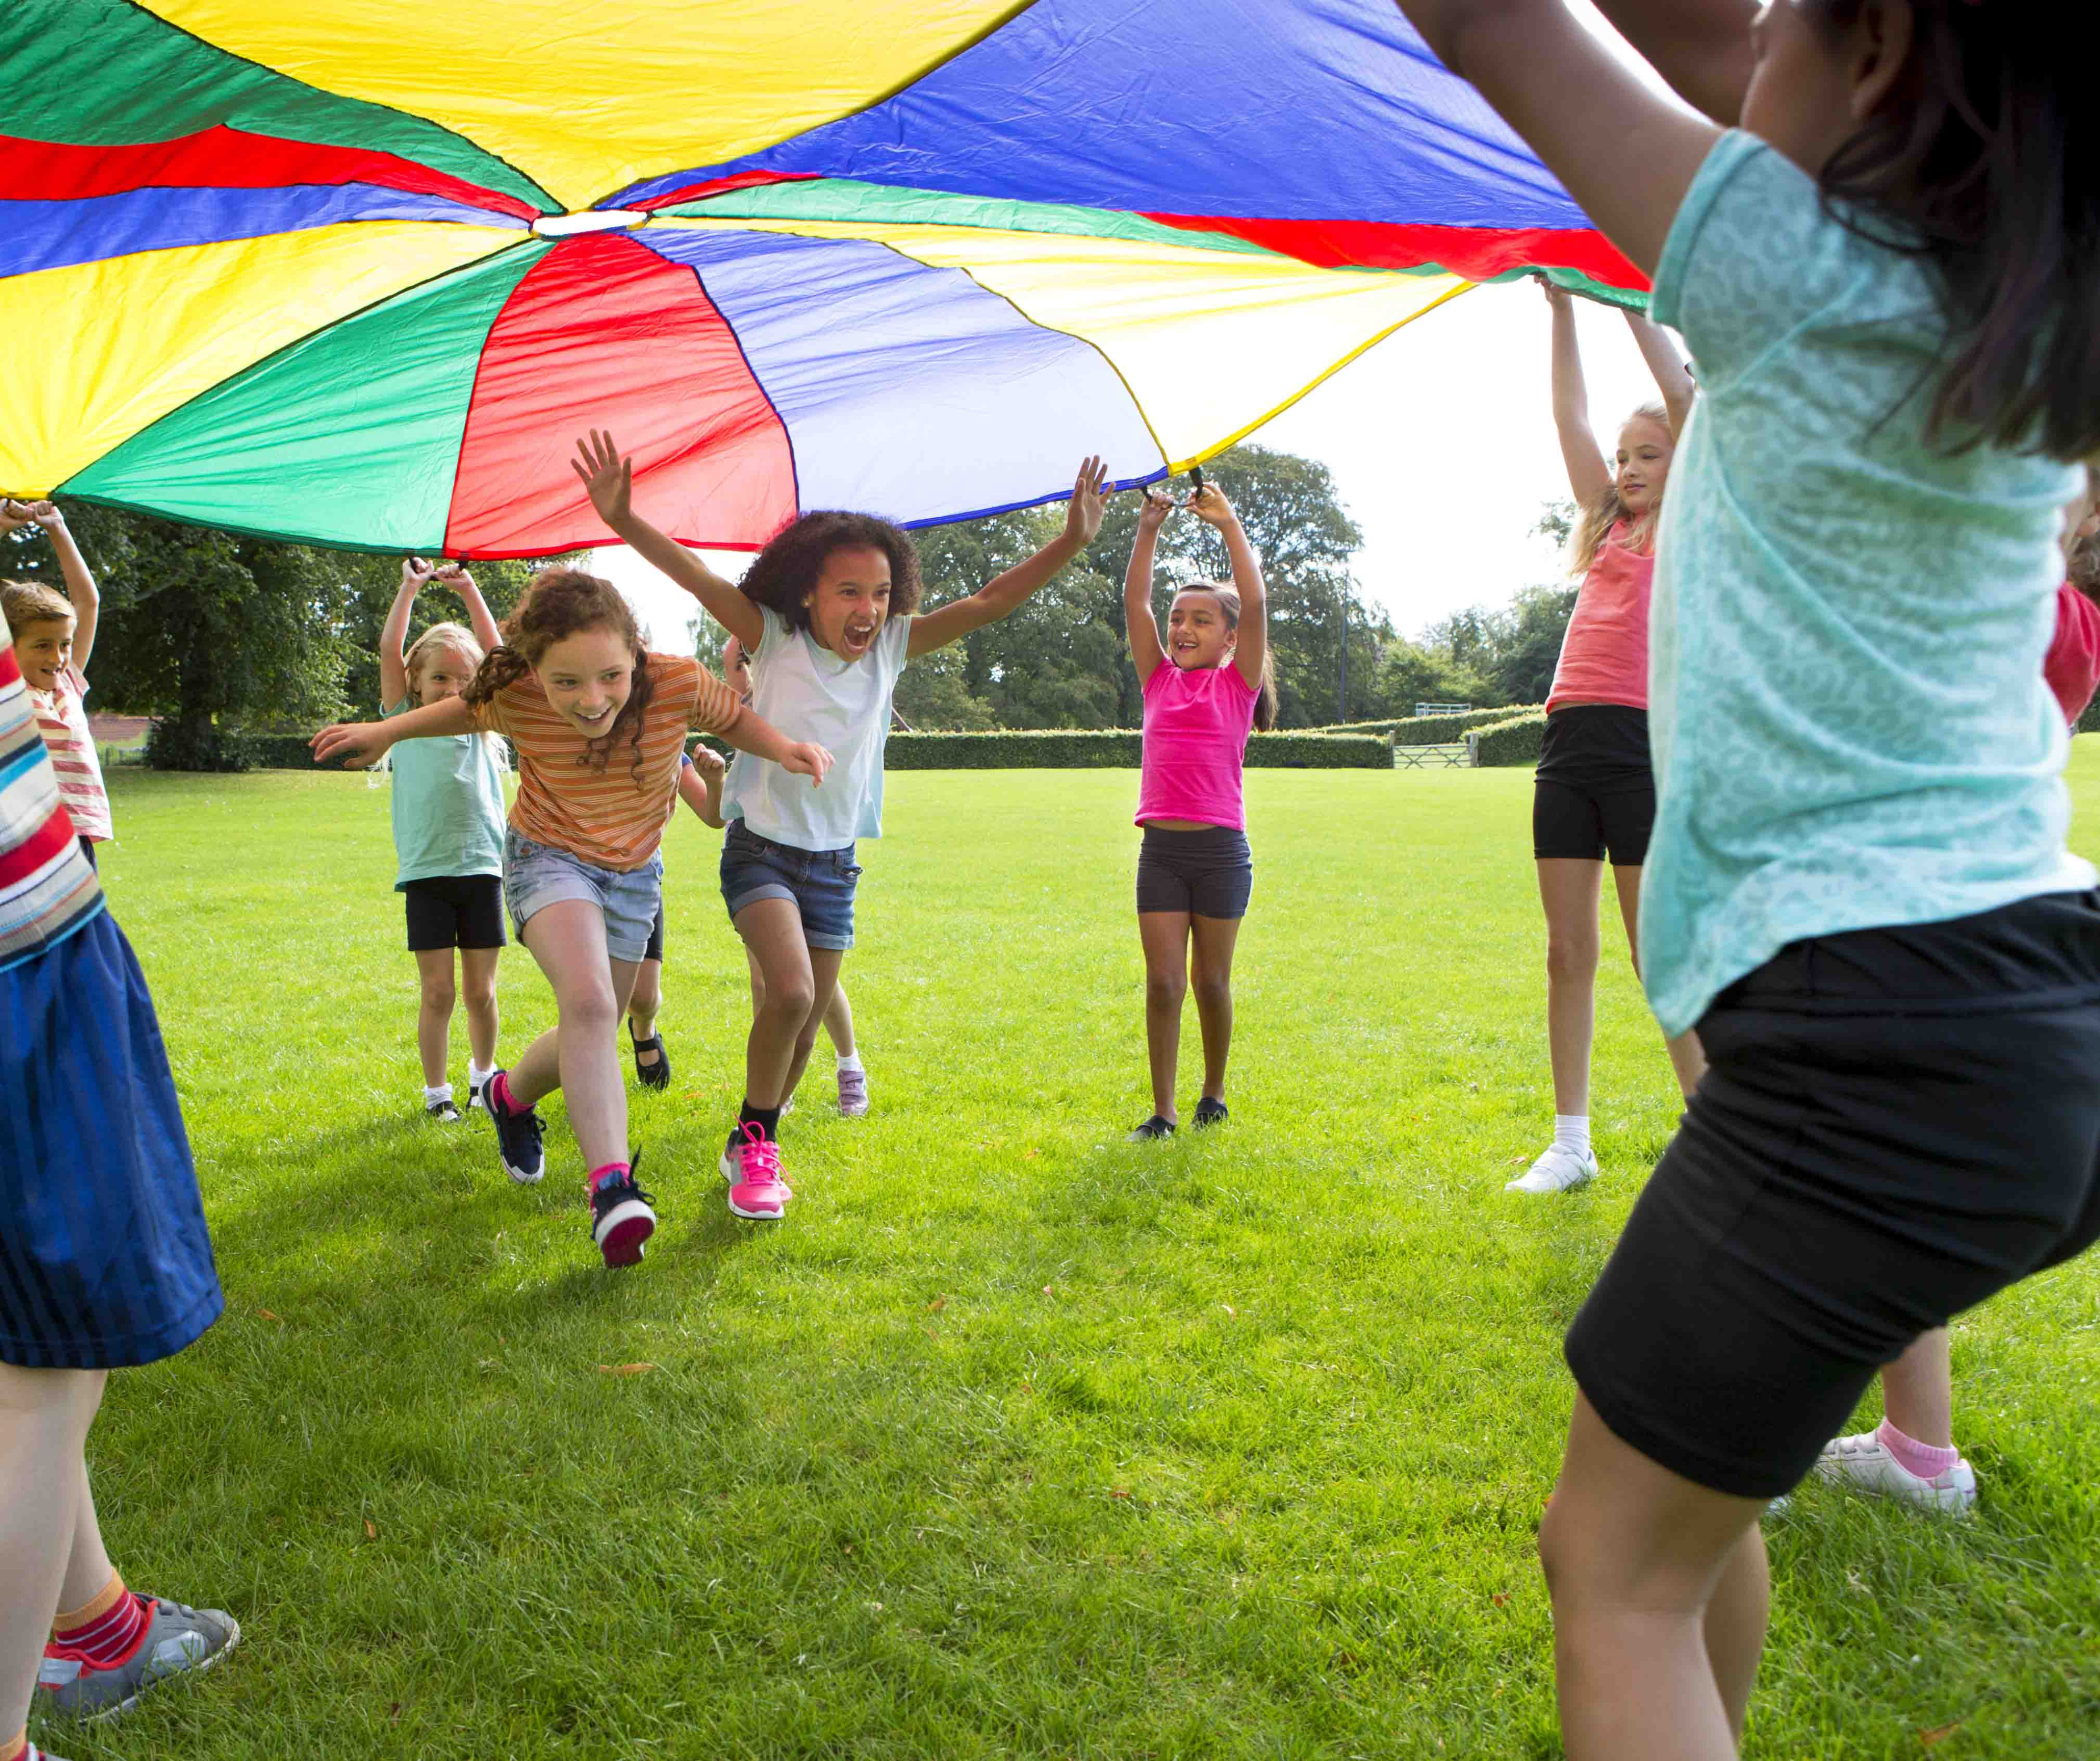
597;3;1674;654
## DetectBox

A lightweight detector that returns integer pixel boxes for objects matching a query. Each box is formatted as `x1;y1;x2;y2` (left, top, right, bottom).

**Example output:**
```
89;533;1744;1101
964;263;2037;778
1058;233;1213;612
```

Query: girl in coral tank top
1510;282;1706;1197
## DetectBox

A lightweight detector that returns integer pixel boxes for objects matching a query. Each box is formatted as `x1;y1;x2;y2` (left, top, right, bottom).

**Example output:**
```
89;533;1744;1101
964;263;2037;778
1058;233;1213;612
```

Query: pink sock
588;1161;629;1193
491;1071;518;1116
1878;1417;1960;1479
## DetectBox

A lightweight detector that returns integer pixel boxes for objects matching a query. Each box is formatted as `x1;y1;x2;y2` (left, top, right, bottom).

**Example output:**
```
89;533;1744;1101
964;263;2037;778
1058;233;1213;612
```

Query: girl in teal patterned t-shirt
1392;4;2100;1756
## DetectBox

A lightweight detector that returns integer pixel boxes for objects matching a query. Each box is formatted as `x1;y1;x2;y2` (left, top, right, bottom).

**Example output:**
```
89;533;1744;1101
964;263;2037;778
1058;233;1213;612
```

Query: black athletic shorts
643;899;665;965
1532;704;1655;866
1136;825;1253;920
1566;890;2100;1501
402;874;506;952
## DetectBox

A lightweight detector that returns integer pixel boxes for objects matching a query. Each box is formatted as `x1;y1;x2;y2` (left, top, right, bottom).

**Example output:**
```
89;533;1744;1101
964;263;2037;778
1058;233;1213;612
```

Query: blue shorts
719;820;860;952
502;829;663;965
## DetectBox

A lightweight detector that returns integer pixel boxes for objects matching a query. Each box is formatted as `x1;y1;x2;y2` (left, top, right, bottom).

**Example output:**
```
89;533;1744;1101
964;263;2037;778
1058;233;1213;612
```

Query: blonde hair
404;620;485;702
2;579;75;639
1173;581;1278;732
1569;402;1671;575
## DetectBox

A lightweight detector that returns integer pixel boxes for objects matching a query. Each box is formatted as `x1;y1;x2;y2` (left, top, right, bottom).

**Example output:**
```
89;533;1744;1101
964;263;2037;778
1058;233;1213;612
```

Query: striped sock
50;1571;149;1667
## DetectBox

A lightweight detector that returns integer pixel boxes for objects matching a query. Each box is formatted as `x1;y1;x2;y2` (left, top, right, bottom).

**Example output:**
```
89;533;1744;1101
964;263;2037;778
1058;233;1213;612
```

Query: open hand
1187;482;1237;529
781;740;833;785
572;429;634;530
1063;456;1109;547
310;720;391;768
1136;486;1175;534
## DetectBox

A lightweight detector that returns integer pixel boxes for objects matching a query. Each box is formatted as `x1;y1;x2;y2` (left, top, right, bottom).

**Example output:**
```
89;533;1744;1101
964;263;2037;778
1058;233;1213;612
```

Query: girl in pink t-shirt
1511;284;1707;1198
1121;479;1275;1141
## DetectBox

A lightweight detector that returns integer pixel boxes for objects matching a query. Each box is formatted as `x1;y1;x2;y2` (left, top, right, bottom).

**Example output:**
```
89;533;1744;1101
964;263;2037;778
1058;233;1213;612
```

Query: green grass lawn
53;753;2100;1760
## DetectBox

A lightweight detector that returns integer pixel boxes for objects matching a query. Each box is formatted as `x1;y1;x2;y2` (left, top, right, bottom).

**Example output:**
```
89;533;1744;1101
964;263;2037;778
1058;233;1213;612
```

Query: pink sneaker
721;1123;790;1220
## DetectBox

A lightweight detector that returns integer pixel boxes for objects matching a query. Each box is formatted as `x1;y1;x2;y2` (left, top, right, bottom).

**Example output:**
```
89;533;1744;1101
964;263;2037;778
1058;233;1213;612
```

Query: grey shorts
502;829;663;965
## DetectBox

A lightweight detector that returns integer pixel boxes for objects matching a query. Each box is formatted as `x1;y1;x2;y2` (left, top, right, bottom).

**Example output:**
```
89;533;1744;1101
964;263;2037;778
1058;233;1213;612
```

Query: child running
376;558;506;1124
1392;3;2100;1756
1511;285;1707;1195
1816;468;2100;1518
1121;481;1272;1140
575;432;1107;1218
0;501;111;867
314;565;830;1268
1;617;238;1761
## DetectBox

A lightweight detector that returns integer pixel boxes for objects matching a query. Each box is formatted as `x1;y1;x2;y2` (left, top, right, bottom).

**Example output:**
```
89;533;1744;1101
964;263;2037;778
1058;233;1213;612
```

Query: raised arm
30;504;99;675
1393;0;1723;280
1190;486;1267;694
1124;488;1173;686
1589;0;1758;128
573;430;764;653
1545;285;1612;510
1627;309;1697;437
909;457;1109;658
437;563;502;654
312;692;477;768
378;557;429;709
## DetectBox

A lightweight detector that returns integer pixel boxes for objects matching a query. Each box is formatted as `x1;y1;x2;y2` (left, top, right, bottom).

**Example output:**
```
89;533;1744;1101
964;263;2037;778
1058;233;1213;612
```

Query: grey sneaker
38;1595;239;1721
837;1065;869;1117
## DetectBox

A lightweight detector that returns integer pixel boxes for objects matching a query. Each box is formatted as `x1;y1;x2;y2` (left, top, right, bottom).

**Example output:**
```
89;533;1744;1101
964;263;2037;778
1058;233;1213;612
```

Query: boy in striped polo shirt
0;620;237;1761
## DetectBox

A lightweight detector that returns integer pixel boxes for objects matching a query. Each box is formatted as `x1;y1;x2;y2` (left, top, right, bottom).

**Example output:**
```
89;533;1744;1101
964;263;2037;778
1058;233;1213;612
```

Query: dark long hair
1804;1;2099;460
1175;582;1278;732
463;567;654;784
738;511;922;634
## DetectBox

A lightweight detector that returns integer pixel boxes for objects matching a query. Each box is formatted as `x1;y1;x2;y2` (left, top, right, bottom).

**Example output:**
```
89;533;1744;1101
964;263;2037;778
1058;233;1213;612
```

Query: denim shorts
719;819;860;951
502;829;663;965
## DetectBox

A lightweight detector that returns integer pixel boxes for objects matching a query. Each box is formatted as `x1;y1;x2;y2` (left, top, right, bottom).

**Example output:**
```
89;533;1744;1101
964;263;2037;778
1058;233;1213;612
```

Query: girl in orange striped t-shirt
314;568;831;1270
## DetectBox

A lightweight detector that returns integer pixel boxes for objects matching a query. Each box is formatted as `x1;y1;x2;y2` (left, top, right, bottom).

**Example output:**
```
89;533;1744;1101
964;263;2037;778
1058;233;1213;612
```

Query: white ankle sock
424;1082;454;1106
836;1052;864;1074
467;1062;495;1091
1553;1115;1591;1158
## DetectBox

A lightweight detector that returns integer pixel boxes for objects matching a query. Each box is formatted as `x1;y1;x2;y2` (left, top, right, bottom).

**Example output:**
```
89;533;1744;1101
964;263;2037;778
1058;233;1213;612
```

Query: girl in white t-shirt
576;432;1107;1220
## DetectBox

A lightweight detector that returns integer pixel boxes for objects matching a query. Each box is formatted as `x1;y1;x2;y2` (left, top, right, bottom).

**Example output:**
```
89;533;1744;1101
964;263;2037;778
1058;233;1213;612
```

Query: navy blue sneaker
590;1154;657;1267
1126;1114;1177;1142
1192;1097;1229;1129
480;1071;544;1185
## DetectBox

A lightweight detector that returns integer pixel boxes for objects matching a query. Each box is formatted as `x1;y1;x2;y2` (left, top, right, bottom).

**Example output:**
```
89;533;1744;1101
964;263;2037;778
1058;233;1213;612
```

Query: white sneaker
1815;1431;1977;1514
1506;1142;1598;1193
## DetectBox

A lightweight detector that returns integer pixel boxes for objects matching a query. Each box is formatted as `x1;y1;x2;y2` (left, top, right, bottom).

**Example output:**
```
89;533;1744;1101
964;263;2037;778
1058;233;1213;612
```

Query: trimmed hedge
245;726;1392;773
1314;707;1543;747
1468;712;1549;768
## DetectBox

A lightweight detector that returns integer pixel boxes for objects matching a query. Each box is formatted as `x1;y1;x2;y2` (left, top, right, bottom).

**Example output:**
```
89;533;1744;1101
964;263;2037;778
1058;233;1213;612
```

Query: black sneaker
590;1154;657;1268
425;1097;464;1124
1126;1114;1177;1142
480;1070;544;1186
631;1026;671;1092
1193;1097;1229;1129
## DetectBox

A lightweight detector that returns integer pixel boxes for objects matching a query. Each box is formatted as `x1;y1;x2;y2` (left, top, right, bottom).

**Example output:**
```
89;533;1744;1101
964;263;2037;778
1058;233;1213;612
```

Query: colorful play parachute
0;0;1644;557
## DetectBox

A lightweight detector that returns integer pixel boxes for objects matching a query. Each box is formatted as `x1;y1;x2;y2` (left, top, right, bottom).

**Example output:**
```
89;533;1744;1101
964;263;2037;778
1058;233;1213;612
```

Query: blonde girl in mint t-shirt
1121;480;1274;1142
376;558;508;1124
578;431;1108;1221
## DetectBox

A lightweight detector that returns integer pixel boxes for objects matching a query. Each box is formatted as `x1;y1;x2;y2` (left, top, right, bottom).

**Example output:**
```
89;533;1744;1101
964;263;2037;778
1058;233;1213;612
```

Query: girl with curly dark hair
576;431;1108;1221
313;563;830;1271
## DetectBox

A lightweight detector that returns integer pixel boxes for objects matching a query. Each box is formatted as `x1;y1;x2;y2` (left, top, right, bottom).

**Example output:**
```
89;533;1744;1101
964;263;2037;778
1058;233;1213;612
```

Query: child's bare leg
413;948;457;1089
823;981;856;1057
511;902;639;1168
1880;1329;1955;1450
459;946;500;1074
1138;911;1191;1123
1538;859;1604;1117
1539;1393;1768;1760
627;958;664;1065
1611;865;1707;1100
782;955;845;1103
1189;915;1242;1102
0;1365;103;1742
738;899;816;1110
